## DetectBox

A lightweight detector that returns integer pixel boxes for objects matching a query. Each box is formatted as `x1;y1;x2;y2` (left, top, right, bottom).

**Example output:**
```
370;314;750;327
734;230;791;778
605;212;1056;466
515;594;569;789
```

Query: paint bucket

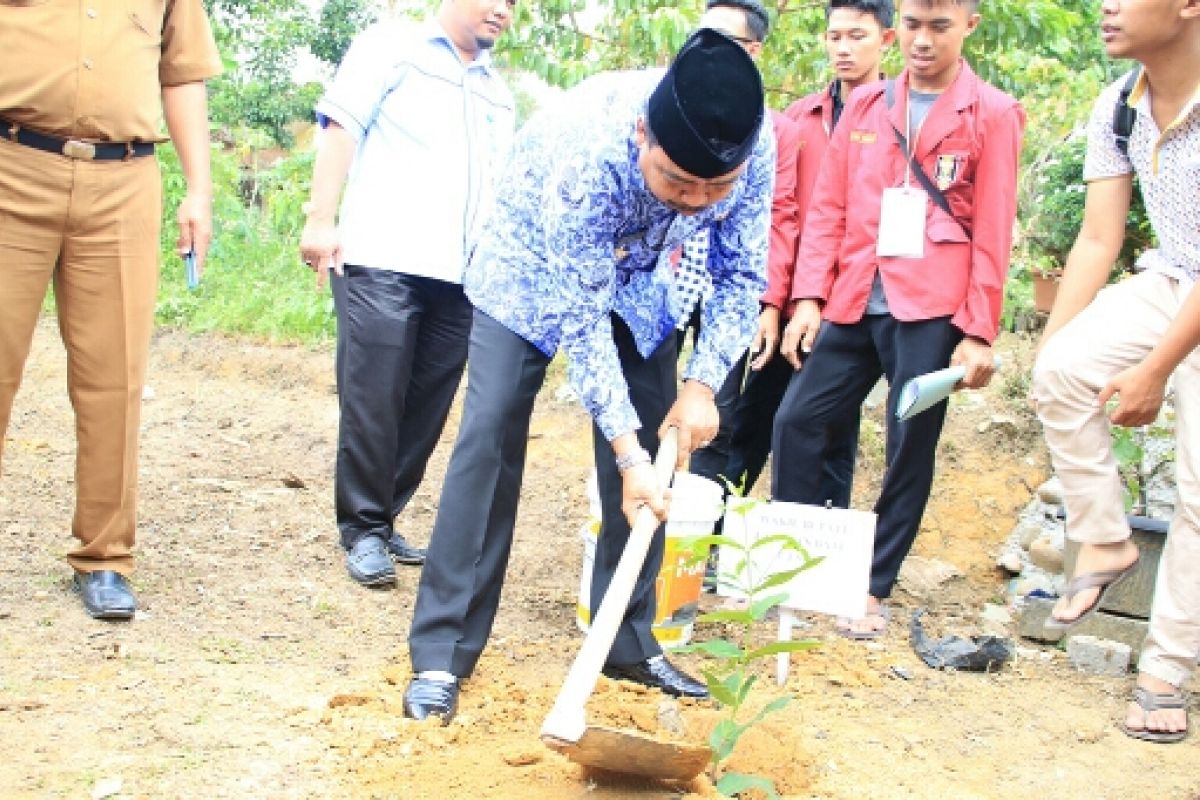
576;470;725;648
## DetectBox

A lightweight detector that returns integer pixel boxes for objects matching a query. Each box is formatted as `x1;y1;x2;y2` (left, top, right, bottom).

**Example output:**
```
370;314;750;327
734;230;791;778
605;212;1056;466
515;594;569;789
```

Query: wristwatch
615;448;651;472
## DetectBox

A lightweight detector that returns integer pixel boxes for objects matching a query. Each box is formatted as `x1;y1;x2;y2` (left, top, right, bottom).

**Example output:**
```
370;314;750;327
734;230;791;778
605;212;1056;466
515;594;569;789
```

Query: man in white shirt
299;0;516;587
1034;0;1200;744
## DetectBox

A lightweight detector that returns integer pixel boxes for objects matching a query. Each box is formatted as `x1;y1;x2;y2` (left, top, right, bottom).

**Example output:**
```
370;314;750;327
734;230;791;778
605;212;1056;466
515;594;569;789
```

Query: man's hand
299;213;343;290
174;190;213;275
659;380;717;468
1099;361;1168;428
619;461;668;528
749;305;781;370
950;337;996;390
779;299;822;370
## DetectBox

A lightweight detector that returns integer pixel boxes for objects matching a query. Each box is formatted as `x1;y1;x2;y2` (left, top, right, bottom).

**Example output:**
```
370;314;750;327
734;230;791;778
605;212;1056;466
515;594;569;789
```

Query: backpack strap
1113;67;1141;158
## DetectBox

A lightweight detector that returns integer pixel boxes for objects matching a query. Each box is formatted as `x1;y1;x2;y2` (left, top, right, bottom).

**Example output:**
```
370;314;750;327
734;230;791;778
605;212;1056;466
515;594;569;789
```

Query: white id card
876;187;927;258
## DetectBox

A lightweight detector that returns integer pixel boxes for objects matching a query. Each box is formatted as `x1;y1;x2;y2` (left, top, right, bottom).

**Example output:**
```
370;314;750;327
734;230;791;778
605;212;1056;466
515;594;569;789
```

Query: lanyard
902;92;926;189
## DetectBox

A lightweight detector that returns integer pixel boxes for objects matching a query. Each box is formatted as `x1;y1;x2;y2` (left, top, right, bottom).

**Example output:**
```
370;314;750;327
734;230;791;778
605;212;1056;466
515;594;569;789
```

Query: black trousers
409;311;676;677
712;351;860;507
682;295;860;507
771;314;962;598
331;266;472;550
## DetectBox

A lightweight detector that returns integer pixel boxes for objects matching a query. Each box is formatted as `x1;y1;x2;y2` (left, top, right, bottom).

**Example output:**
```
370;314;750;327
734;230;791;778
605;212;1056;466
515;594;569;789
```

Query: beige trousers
0;137;162;576
1033;269;1200;687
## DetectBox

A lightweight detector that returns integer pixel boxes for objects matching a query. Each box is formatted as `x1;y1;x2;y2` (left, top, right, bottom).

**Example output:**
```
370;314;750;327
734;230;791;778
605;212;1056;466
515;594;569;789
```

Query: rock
897;557;963;599
977;415;1020;437
980;603;1012;636
1009;572;1059;603
1014;518;1045;549
996;548;1024;575
1066;635;1132;676
501;748;543;767
1018;597;1149;658
981;604;1011;625
1028;536;1065;573
91;778;123;800
1037;476;1064;506
656;699;686;737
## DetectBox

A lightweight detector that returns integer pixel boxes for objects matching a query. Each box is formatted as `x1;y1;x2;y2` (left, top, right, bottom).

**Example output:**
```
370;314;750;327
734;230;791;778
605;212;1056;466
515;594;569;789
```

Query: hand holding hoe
540;428;712;782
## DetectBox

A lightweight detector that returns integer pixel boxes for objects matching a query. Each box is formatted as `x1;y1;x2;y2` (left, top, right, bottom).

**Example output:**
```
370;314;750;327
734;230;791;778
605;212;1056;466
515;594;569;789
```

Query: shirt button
86;7;97;17
82;59;94;69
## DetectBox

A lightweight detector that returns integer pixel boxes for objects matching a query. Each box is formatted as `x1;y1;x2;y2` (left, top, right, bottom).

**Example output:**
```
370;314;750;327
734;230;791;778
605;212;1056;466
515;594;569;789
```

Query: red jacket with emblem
763;109;801;310
767;82;841;312
792;61;1025;343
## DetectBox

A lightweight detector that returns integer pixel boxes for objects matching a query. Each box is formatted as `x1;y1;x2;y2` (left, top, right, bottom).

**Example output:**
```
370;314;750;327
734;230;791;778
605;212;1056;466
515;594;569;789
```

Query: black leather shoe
346;536;396;587
402;676;459;724
602;655;710;699
386;532;427;566
72;570;137;620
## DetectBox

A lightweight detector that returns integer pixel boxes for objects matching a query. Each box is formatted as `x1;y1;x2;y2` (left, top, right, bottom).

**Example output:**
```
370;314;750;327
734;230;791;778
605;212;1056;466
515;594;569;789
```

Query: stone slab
1018;597;1149;660
1062;515;1167;619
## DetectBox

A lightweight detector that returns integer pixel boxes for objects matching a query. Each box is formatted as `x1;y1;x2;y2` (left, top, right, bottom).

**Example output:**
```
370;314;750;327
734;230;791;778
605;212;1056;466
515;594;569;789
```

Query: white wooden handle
541;428;679;743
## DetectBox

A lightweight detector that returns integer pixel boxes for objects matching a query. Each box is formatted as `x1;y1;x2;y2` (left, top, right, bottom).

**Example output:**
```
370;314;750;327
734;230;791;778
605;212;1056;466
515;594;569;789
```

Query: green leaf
749;592;789;621
749;696;792;724
745;533;806;552
697;608;755;625
676;639;744;659
715;772;780;800
746;639;822;660
709;719;746;762
735;673;758;706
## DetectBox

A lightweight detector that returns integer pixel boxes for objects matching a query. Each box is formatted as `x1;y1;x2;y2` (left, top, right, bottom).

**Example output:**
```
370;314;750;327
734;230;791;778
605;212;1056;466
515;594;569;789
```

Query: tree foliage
498;0;1117;159
203;0;377;146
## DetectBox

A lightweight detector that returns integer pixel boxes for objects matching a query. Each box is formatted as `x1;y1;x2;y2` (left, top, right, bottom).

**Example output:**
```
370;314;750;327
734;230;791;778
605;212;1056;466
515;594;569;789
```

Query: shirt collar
422;18;496;72
1127;69;1200;125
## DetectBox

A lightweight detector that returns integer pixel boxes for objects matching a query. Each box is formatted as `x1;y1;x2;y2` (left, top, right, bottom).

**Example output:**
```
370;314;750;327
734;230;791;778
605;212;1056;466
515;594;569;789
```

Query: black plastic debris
909;608;1014;672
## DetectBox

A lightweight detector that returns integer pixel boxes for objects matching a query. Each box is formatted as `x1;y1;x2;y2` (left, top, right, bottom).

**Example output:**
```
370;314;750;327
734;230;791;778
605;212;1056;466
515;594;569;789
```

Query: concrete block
1063;515;1167;619
1018;597;1149;659
1066;635;1132;676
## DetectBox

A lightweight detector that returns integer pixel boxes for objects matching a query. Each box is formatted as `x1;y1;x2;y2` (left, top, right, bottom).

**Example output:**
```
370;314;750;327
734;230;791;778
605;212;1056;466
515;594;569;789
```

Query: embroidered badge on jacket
935;154;960;190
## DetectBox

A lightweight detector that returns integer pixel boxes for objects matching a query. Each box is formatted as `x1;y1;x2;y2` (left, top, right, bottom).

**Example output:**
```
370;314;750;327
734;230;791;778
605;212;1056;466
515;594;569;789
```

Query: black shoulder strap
884;80;961;228
1113;67;1141;158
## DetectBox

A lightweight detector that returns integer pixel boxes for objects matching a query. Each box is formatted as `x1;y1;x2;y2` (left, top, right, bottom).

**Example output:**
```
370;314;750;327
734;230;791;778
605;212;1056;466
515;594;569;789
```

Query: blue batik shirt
465;69;774;441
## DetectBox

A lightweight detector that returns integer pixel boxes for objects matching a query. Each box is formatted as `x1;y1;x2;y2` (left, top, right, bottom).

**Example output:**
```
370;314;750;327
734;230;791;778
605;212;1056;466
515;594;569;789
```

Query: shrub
1021;132;1154;280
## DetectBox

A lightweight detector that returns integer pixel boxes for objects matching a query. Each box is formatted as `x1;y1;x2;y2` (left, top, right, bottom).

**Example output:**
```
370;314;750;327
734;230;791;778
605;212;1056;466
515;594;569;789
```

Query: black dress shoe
346;536;396;587
386;532;427;566
402;676;459;723
72;570;137;620
602;655;710;699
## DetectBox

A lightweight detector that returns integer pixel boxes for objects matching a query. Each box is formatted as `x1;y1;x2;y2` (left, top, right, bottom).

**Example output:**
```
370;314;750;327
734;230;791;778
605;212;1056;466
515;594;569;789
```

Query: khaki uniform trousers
0;137;161;576
1033;270;1200;688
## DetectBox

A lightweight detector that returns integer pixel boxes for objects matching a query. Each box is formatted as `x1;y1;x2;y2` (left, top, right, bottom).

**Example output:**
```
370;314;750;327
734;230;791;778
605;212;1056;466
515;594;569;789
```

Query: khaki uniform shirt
0;0;222;142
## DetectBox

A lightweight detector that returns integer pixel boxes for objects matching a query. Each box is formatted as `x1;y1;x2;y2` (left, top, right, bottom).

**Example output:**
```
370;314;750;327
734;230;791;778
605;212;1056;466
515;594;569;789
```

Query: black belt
2;118;154;161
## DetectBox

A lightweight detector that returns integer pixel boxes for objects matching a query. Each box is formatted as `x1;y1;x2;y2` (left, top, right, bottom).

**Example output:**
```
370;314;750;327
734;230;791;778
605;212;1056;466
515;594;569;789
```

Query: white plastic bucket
576;470;725;648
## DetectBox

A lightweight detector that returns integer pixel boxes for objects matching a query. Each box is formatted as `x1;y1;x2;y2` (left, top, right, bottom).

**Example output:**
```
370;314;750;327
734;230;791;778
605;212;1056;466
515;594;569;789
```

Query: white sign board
717;500;875;620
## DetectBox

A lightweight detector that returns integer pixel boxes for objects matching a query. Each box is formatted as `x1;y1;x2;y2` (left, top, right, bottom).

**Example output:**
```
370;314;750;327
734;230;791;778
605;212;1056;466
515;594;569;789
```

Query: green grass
155;143;335;345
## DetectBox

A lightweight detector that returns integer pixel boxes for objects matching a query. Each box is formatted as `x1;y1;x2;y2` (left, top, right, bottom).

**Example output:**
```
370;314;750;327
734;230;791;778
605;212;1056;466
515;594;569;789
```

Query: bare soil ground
1;319;1196;799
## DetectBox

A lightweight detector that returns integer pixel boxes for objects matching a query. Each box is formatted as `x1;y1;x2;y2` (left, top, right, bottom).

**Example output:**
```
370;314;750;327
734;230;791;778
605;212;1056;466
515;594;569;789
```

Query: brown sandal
1042;556;1140;636
835;604;890;641
1121;686;1189;744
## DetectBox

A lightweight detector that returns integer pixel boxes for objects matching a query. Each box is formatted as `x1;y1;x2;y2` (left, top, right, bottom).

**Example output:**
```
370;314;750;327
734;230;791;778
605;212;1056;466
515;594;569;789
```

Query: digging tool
541;428;713;782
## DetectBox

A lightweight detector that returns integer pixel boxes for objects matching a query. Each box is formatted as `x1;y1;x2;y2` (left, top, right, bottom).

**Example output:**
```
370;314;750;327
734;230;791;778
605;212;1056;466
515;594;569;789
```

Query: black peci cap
646;27;765;179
